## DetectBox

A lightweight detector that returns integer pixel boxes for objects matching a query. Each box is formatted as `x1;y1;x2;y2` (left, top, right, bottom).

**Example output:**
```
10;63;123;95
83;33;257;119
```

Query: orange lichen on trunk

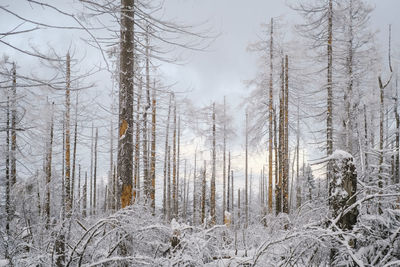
121;184;132;208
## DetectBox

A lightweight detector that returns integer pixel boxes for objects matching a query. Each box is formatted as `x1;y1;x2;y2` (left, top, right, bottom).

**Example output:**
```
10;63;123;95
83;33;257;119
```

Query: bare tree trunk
183;159;187;220
326;0;334;191
237;189;241;228
172;96;177;218
223;96;226;223
45;102;54;228
11;63;17;186
193;151;197;225
150;82;157;213
90;124;93;215
167;146;171;221
227;151;231;213
211;103;216;225
395;78;399;184
77;164;81;214
118;0;135;209
274;107;278;215
71;94;78;210
143;27;151;201
201;160;206;224
268;18;274;214
83;171;87;217
134;78;142;203
276;58;284;215
231;170;234;226
283;55;289;214
65;53;72;217
93;128;98;214
163;94;172;216
177;115;181;216
245;112;249;227
296;103;301;209
5;88;11;247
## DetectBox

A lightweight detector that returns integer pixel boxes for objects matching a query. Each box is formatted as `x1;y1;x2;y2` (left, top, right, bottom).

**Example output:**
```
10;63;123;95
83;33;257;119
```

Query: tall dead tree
283;55;289;214
163;94;172;216
150;81;157;213
211;103;216;225
167;145;171;221
172;95;177;218
134;78;142;203
268;18;274;213
83;171;87;217
45;102;54;228
93;128;98;214
118;0;135;208
90;124;93;215
143;27;151;201
201;160;206;224
276;58;284;215
326;0;334;189
10;63;17;186
193;151;197;225
245;112;249;227
227;151;231;213
395;78;399;184
231;170;234;226
5;87;11;241
65;52;72;216
71;94;78;209
223;96;227;223
177;115;181;216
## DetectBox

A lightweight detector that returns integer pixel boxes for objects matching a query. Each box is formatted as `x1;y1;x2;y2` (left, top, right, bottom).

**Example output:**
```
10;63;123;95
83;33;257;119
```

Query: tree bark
118;0;135;209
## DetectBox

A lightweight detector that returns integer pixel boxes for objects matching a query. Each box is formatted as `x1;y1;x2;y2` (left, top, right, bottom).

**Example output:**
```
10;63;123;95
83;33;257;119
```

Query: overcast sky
1;0;399;190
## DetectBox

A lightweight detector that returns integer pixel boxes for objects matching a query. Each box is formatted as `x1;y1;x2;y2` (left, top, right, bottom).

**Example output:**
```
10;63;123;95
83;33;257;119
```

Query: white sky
1;0;399;196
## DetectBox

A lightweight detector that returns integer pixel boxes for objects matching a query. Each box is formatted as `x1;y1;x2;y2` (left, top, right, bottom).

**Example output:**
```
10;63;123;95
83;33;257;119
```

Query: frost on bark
282;55;289;214
45;102;54;228
65;52;72;216
211;103;216;225
268;18;274;214
150;82;156;213
118;0;134;209
329;151;358;231
11;63;17;186
201;160;206;224
163;95;172;217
